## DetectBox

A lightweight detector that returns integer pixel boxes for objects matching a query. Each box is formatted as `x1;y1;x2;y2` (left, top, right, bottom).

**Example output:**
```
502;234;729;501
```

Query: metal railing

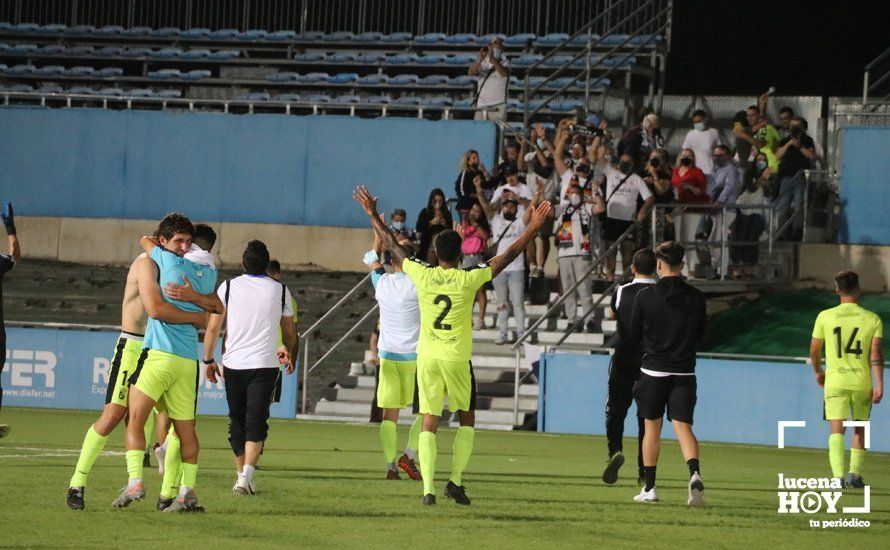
298;270;372;414
863;46;890;106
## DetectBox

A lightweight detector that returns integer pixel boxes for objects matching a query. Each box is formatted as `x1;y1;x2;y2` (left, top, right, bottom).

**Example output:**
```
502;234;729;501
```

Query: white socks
405;448;417;460
242;464;256;481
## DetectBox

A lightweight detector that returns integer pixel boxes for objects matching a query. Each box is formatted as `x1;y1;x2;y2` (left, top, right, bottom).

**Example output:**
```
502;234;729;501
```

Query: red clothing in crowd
671;166;709;205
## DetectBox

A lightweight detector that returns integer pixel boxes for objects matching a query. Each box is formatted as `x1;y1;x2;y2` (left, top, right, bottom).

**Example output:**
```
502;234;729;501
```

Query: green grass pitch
0;407;888;548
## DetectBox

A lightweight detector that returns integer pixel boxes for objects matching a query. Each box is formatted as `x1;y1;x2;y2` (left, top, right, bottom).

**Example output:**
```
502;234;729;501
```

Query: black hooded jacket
629;276;707;374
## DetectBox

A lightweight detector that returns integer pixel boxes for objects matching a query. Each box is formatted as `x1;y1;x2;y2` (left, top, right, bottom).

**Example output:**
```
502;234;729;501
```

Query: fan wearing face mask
681;109;721;177
670;149;710;277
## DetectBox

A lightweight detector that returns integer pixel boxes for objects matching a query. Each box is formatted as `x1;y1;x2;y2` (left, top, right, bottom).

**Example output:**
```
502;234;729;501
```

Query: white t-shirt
682;128;721;174
491;182;533;203
558;170;591;204
218;274;294;370
490;213;525;272
603;164;651;221
476;54;510;108
374;271;420;356
554;203;595;258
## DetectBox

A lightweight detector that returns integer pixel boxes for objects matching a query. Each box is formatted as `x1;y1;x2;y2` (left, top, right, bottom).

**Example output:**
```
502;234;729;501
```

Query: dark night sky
665;0;890;96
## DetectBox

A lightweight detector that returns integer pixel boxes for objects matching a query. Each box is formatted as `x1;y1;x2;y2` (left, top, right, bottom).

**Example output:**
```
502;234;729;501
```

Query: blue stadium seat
294;51;325;62
152;48;183;58
355;32;383;42
328;72;359;84
180;49;211;60
96;25;124;36
357;74;389;85
381;32;412;43
3;83;34;92
296;31;325;41
38;84;64;93
0;22;9;31
362;95;390;104
389;74;419;85
148;69;181;79
504;33;536;46
34;65;65;76
37;24;67;34
208;49;240;60
208;29;239;40
266;71;300;82
549;100;582;112
325;31;354;42
476;33;506;44
448;75;477;86
570;33;601;46
70;25;97;35
238;29;268;40
537;33;570;46
586;78;611;89
414;32;446;45
123;26;153;37
267;30;297;41
295;72;328;83
181;69;211;81
0;44;6;52
122;47;153;58
418;74;449;86
275;93;303;102
11;23;40;33
333;94;361;104
421;96;452;107
512;54;543;67
98;87;125;96
156;89;182;99
181;28;211;39
444;34;477;45
68;86;95;94
96;46;124;57
603;56;636;68
308;94;331;103
543;54;574;67
516;76;547;88
151;27;181;38
416;54;445;65
506;98;522;109
37;44;67;54
127;88;155;97
545;77;576;90
97;67;124;77
330;51;357;63
67;45;96;56
394;96;421;105
65;66;96;76
385;53;416;65
572;54;604;68
454;97;475;108
527;99;546;110
445;54;475;65
355;52;384;63
4;64;36;75
236;92;271;101
629;34;662;46
0;63;6;71
7;43;38;54
601;34;630;46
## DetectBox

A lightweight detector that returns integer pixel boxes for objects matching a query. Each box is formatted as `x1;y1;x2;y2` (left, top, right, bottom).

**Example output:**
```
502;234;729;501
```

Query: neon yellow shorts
104;337;143;408
824;386;872;421
132;349;198;421
377;358;417;409
417;356;476;416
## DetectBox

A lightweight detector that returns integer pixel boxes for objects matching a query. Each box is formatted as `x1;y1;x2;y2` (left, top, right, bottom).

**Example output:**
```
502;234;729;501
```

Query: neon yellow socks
850;448;866;476
450;426;475;486
406;415;422;459
380;420;398;466
160;429;182;499
125;449;144;482
419;431;437;496
828;433;845;478
69;426;108;487
180;462;198;495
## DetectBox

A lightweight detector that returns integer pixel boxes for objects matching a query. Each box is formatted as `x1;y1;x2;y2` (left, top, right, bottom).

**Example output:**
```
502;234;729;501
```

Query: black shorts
633;373;697;424
602;218;634;242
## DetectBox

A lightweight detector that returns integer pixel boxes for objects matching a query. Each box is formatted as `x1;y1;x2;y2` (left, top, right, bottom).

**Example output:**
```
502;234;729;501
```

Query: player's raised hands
529;200;553;229
353;185;379;217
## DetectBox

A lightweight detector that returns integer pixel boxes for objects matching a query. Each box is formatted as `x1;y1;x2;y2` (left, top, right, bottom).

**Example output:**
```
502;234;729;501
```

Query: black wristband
202;358;215;365
4;224;15;236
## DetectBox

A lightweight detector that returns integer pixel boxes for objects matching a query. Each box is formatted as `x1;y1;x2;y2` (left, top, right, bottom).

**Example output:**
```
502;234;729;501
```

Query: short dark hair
632;249;657;275
732;110;749;126
434;230;462;264
655;241;685;267
692;109;708;119
715;144;730;155
242;240;270;275
747;105;759;114
835;270;860;295
267;259;281;277
779;106;794;116
193;223;216;251
156;212;194;240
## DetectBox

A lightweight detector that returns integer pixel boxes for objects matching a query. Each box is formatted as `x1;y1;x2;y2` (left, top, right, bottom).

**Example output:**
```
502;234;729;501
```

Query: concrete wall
798;243;890;292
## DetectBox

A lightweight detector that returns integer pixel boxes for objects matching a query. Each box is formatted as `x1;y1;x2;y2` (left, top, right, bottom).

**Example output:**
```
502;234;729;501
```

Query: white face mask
536;138;546;150
491;47;502;58
603;154;613;163
693;122;705;131
391;221;405;231
569;194;582;206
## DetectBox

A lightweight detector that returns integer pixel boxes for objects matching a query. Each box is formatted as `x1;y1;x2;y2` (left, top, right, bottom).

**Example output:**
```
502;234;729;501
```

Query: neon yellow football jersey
812;303;883;391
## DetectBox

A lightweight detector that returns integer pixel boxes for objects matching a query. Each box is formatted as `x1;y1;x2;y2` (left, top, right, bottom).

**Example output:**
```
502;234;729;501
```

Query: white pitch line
1;447;126;458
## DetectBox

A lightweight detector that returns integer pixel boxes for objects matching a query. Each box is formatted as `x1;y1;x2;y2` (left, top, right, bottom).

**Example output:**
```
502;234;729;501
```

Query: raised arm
871;336;884;404
468;47;485;76
353;186;411;265
134;256;206;328
550;119;572;176
203;309;225;383
163;276;225;314
488;201;552;278
1;202;20;264
473;176;497;219
516;135;529;171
